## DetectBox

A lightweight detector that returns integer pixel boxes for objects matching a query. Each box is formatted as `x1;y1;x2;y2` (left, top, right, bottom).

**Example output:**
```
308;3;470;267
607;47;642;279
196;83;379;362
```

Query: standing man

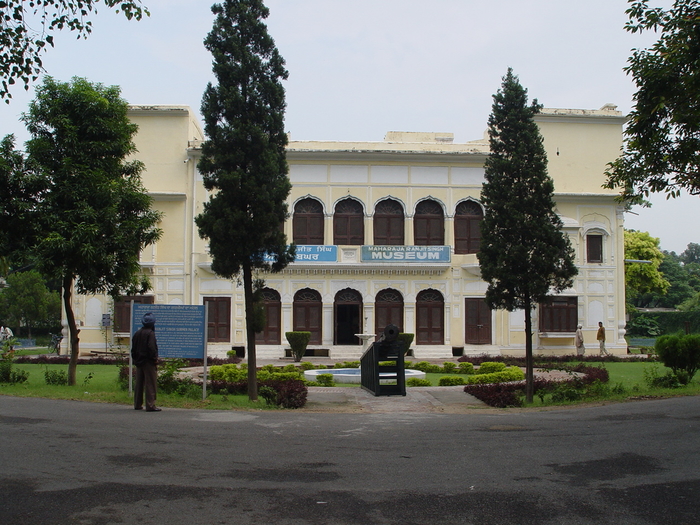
575;324;585;356
597;321;609;356
131;312;161;412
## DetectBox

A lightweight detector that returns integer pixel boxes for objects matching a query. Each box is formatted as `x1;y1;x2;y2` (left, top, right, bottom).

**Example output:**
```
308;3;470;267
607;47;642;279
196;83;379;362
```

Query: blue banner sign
361;245;451;263
132;304;206;359
294;245;338;262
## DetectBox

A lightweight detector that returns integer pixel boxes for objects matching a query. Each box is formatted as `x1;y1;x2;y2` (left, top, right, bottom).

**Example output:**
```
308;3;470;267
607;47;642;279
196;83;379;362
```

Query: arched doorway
293;288;322;344
255;288;281;345
334;289;362;345
416;289;444;345
375;288;404;335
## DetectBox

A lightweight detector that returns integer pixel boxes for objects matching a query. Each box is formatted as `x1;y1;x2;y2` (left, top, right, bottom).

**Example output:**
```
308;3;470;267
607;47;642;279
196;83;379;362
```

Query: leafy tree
478;69;577;403
195;0;295;401
680;242;700;265
605;0;700;202
0;1;149;101
21;76;162;385
0;270;60;337
624;230;670;306
0;134;47;275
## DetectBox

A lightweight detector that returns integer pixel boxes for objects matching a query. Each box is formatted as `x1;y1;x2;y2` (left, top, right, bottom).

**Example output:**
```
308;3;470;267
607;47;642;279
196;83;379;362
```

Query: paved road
1;395;699;524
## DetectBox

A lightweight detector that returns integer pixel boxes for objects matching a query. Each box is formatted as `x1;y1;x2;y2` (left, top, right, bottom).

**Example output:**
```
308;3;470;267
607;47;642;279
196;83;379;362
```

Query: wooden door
465;298;491;344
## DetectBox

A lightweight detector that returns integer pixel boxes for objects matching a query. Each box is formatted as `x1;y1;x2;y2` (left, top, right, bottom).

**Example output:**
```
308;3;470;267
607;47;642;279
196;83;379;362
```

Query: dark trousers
134;362;157;410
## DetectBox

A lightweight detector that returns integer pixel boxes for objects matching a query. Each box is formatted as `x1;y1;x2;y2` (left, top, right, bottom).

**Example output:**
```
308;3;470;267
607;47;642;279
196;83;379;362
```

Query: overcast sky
1;0;694;253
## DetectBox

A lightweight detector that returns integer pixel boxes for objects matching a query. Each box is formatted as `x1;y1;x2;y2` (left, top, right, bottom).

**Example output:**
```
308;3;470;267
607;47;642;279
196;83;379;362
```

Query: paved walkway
303;385;487;413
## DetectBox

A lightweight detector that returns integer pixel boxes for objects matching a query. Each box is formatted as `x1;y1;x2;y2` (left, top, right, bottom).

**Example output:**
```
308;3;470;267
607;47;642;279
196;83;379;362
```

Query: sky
0;0;695;254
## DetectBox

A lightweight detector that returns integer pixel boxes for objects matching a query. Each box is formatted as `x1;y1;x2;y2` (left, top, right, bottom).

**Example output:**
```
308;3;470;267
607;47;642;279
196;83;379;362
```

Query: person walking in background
597;321;609;356
575;324;585;356
131;312;161;412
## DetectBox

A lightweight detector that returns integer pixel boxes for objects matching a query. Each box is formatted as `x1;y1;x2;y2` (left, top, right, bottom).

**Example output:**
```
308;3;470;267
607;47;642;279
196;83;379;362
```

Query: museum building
69;104;628;359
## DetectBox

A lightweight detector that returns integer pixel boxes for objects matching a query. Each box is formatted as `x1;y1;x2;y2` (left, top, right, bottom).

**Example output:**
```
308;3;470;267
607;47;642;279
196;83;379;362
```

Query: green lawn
0;363;269;410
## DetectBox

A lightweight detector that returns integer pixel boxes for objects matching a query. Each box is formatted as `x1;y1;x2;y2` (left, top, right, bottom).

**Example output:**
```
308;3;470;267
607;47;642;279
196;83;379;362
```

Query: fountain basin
303;368;426;384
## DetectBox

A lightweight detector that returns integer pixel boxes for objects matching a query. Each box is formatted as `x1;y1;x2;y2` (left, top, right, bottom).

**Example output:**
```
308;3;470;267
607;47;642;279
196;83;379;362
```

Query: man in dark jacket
131;312;160;411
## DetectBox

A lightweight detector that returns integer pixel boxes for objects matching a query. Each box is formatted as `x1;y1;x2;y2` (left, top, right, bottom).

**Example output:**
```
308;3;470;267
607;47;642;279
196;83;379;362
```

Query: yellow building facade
71;104;627;359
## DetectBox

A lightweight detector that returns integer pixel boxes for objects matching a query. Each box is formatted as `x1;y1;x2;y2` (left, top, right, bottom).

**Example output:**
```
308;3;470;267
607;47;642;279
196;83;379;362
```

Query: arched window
416;289;444;345
334;289;363;345
414;200;444;246
375;289;404;335
255;288;281;345
293;198;324;245
333;198;364;245
293;288;322;344
373;199;404;245
454;201;483;254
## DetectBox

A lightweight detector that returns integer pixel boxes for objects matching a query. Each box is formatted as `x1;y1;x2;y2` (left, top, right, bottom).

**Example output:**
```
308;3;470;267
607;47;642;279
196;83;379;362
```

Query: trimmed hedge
464;366;524;384
438;375;466;386
475;362;507;374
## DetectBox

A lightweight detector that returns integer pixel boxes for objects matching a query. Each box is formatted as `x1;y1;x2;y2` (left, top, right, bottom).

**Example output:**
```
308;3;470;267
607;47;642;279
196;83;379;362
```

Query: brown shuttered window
293;198;324;245
455;201;483;254
414;200;444;246
373;199;404;245
539;297;578;333
333;198;364;245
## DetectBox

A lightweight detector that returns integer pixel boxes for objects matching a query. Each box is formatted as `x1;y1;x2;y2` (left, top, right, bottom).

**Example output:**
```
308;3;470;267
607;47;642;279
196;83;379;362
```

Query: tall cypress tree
196;0;294;401
478;69;577;402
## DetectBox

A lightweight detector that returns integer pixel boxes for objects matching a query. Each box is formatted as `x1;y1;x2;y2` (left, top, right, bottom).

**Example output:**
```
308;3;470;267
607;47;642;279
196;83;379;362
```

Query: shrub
476;362;507;375
442;362;457;373
464;383;523;408
44;369;68;386
285;331;311;362
465;366;524;385
550;383;584;402
626;315;662;337
411;361;442;374
315;373;335;387
655;333;700;384
260;379;308;408
406;378;432;387
458;362;475;375
258;385;278;406
0;360;29;384
210;364;246;382
158;359;190;394
438;375;466;386
643;365;683;389
299;361;316;371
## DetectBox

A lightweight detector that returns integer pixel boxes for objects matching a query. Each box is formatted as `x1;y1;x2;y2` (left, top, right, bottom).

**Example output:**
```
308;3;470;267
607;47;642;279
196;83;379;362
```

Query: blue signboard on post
132;304;206;359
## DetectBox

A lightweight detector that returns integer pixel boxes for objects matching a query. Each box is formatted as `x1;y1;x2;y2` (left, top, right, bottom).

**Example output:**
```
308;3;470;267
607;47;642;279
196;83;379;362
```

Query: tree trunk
62;274;80;386
242;262;258;401
524;296;534;403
